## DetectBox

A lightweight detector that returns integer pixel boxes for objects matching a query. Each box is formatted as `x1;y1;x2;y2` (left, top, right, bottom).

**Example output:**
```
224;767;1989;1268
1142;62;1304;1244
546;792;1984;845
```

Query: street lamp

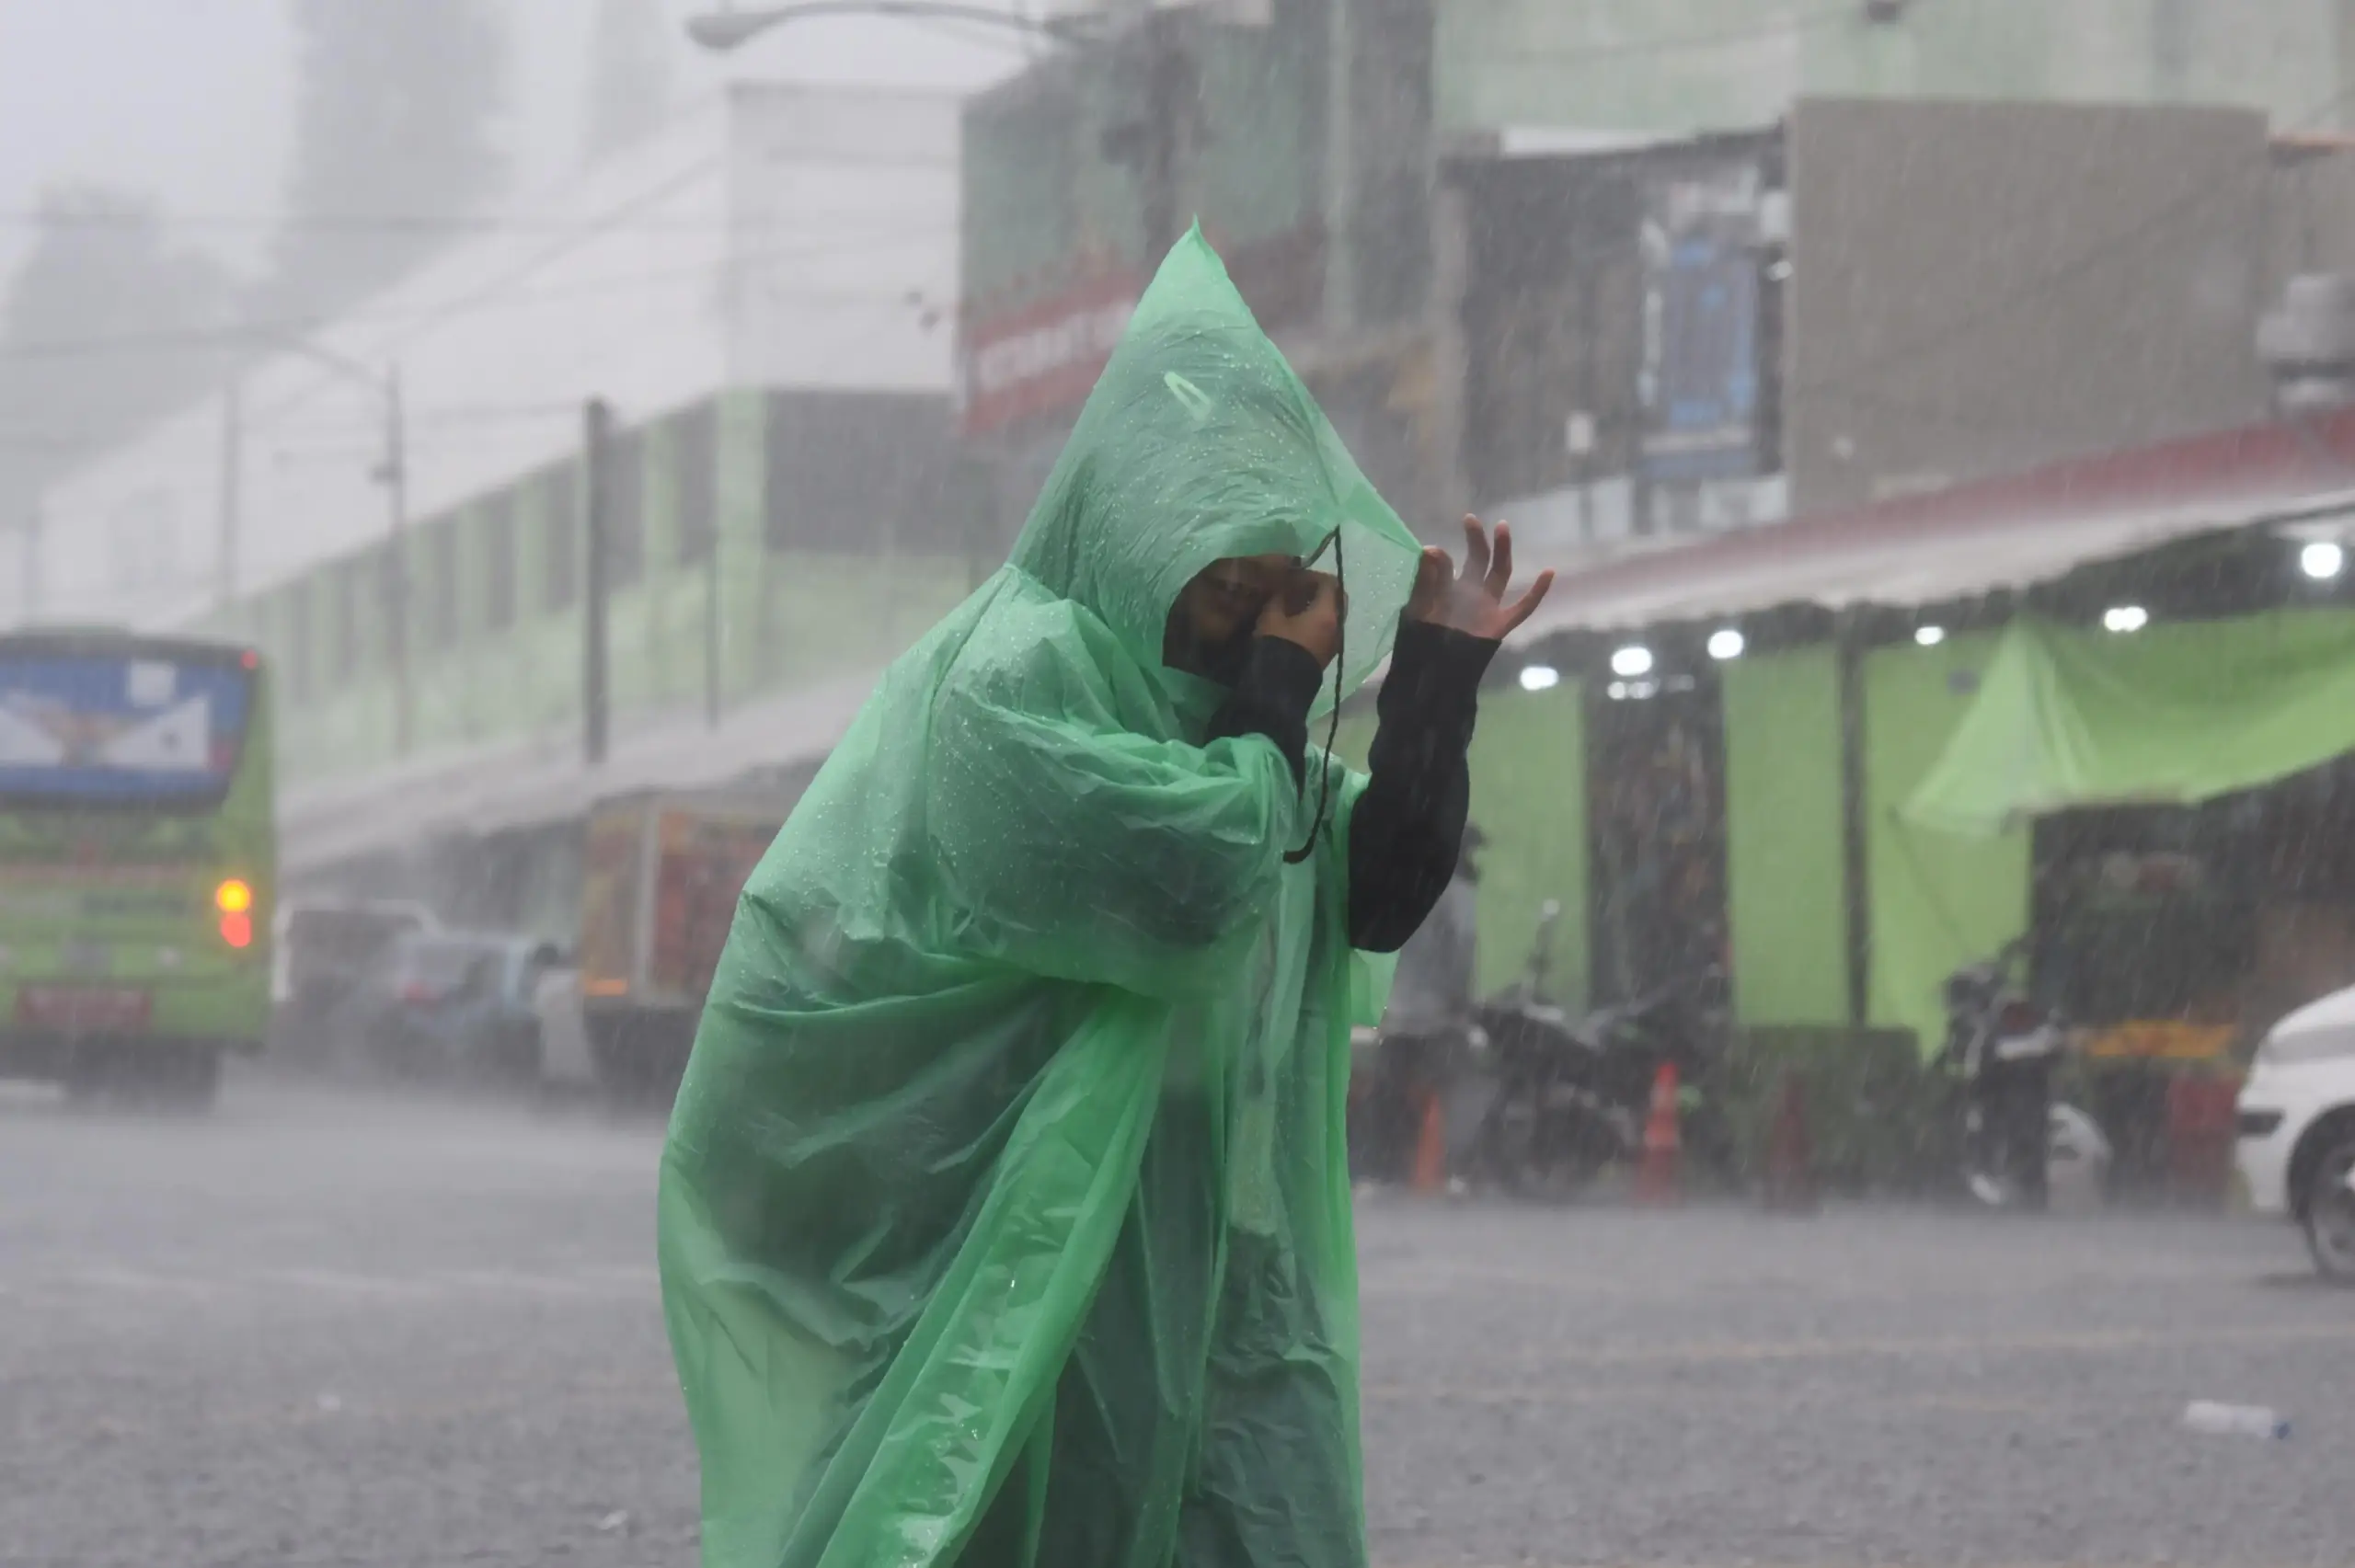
684;0;1192;255
242;338;411;756
684;1;1099;52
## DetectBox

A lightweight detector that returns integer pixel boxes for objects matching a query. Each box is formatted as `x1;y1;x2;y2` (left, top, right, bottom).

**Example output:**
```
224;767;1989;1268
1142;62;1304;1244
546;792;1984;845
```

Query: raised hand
1405;516;1555;640
1257;569;1345;669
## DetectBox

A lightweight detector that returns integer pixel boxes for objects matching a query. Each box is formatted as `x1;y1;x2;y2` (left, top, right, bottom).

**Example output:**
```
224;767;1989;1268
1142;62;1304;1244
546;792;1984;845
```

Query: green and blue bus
0;629;274;1107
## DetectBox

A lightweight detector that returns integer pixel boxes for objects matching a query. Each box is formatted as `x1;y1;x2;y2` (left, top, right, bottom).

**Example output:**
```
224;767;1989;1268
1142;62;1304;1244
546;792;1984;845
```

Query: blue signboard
1640;169;1767;485
0;655;252;804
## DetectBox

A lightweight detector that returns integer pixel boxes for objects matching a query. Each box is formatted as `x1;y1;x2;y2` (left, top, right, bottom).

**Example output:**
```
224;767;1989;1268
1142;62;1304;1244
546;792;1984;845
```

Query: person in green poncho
658;230;1550;1568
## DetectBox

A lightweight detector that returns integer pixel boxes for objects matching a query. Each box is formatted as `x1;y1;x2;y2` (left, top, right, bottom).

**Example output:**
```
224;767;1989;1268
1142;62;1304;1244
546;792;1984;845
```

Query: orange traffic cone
1637;1060;1682;1206
1410;1087;1448;1194
1761;1071;1818;1214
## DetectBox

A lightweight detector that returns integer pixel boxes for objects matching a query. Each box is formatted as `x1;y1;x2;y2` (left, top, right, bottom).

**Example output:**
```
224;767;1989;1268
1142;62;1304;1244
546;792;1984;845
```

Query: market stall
1901;609;2355;1196
1458;406;2355;1194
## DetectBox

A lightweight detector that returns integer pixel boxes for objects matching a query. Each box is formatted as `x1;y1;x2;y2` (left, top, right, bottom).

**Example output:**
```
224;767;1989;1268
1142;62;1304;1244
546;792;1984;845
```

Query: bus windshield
0;650;254;807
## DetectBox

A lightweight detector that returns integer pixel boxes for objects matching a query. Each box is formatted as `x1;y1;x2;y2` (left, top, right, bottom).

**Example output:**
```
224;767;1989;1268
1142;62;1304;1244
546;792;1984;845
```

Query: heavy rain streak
11;3;2355;1565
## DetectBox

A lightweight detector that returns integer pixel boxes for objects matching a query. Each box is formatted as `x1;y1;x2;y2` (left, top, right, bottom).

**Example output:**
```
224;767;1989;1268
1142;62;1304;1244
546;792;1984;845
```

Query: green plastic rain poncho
659;230;1426;1568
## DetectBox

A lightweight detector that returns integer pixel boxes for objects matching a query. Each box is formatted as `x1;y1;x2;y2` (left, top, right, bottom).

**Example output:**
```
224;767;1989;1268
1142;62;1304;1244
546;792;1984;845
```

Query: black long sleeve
1205;635;1326;784
1200;623;1495;953
1346;620;1496;953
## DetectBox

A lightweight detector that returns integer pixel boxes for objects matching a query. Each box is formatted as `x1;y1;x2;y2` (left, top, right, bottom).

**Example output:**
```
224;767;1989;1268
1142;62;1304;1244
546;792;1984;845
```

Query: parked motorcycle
1936;942;2110;1209
1575;967;1739;1185
1458;902;1734;1199
1467;941;1626;1198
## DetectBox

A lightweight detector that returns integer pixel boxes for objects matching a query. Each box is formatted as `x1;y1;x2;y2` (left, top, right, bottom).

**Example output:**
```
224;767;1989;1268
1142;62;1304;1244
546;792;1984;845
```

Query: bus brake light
215;880;256;949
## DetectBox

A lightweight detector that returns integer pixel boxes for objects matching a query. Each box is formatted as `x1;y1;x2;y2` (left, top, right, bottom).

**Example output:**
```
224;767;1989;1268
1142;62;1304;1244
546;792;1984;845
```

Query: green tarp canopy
1903;610;2355;837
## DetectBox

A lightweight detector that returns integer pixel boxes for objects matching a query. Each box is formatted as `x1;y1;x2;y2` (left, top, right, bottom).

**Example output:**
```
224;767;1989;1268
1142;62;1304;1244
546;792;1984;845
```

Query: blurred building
1455;97;2328;529
10;82;967;897
959;3;2355;563
30;2;2355;909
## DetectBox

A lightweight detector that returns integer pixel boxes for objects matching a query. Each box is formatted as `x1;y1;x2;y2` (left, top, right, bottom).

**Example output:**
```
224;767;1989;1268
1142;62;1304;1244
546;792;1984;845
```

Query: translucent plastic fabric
659;229;1423;1568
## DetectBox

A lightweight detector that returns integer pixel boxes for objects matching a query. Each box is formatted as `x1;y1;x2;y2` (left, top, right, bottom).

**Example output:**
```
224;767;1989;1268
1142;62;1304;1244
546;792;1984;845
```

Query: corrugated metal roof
1510;409;2355;639
281;669;878;875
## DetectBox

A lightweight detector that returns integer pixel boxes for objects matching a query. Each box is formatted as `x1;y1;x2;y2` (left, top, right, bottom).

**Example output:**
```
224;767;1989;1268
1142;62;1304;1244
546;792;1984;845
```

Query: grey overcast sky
0;0;1042;284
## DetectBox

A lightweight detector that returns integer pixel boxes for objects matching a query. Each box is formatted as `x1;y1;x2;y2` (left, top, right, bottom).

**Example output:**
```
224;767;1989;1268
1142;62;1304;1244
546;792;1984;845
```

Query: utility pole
216;380;243;616
1322;0;1353;331
583;397;614;766
20;508;40;624
703;517;721;731
1104;9;1197;259
1139;12;1193;258
381;364;412;755
244;335;408;728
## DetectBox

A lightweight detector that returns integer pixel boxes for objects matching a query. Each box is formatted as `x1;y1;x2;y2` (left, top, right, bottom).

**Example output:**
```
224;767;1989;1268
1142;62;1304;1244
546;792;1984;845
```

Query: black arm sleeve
1347;620;1498;953
1206;635;1326;785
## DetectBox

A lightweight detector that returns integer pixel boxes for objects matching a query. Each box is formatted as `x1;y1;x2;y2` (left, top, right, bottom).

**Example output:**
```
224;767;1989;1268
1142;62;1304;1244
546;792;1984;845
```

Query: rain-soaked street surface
4;1073;2351;1568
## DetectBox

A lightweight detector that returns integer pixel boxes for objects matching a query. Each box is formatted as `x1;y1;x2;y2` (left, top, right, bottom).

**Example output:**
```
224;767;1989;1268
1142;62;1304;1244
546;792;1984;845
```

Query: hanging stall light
1706;628;1746;661
2101;605;2149;635
1610;645;1654;678
1518;664;1561;692
1914;625;1947;647
2302;540;2347;581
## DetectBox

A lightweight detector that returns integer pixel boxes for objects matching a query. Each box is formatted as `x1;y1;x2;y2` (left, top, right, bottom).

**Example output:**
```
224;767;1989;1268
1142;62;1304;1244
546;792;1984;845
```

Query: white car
2235;984;2355;1281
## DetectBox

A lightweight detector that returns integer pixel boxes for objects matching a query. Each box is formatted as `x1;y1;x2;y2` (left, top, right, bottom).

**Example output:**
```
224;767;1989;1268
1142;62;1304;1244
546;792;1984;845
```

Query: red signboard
958;224;1328;440
959;270;1143;438
18;986;152;1034
0;863;191;887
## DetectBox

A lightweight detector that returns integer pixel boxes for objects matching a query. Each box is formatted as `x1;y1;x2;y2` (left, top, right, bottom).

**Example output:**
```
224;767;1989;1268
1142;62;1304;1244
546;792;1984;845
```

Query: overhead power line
1504;4;1859;64
0;223;948;364
0;209;740;237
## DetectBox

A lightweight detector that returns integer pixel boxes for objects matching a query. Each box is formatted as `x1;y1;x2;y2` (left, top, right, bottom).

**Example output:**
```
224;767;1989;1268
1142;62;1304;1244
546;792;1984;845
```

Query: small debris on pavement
2181;1401;2292;1439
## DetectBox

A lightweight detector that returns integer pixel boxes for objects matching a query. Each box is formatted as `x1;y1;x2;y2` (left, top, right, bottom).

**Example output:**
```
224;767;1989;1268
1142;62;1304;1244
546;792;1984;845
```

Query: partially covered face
1164;553;1294;685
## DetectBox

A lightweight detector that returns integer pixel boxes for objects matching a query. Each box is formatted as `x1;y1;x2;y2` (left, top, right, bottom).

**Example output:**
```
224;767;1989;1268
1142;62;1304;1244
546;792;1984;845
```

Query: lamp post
687;0;1200;589
241;338;411;755
683;2;1193;255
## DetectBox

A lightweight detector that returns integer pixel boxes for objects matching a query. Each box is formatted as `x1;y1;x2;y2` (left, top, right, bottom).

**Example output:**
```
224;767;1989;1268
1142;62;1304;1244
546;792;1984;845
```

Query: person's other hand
1406;516;1556;640
1258;569;1344;669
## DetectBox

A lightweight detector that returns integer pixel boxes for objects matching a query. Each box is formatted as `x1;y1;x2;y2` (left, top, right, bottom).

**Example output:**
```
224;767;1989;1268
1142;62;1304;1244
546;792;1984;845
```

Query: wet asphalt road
3;1074;2351;1568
